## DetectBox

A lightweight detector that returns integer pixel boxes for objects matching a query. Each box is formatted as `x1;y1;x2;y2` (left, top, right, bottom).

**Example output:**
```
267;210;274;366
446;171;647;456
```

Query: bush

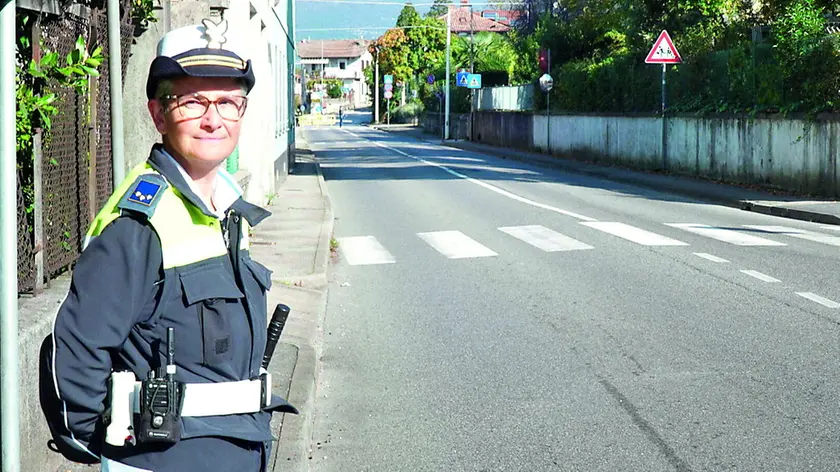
391;101;425;123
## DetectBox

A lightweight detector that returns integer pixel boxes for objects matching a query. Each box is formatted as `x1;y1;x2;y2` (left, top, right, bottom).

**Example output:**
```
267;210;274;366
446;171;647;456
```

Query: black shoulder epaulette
116;173;168;218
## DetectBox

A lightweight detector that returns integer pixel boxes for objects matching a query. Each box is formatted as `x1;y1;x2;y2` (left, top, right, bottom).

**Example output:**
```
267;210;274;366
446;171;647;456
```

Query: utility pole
374;47;380;123
444;6;451;140
469;3;475;141
1;2;19;471
108;0;126;187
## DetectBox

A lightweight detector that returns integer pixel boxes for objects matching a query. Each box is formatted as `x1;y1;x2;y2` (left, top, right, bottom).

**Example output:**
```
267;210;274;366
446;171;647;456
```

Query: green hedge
539;36;840;115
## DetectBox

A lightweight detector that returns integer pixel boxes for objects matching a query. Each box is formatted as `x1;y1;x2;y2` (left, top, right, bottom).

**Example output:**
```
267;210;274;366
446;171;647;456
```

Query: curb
369;126;840;227
272;137;334;472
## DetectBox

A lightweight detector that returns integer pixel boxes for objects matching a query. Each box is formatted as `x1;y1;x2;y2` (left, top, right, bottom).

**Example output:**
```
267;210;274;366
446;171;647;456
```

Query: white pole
444;6;451;140
1;1;20;470
108;0;126;187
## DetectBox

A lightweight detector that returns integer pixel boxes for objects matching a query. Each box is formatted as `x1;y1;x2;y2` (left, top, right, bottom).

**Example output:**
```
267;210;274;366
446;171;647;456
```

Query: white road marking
581;222;688;246
345;131;598;222
739;270;780;283
694;253;729;263
743;225;840;247
665;223;786;246
417;231;498;259
498;225;593;252
819;225;840;232
337;236;396;265
796;292;840;309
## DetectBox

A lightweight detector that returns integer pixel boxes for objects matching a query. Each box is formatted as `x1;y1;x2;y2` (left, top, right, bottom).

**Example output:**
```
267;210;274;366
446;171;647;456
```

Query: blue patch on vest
117;174;168;217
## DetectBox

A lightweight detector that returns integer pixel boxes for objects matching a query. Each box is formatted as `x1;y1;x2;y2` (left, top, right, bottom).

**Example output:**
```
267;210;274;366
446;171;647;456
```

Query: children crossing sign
645;30;682;114
645;30;681;64
467;74;482;89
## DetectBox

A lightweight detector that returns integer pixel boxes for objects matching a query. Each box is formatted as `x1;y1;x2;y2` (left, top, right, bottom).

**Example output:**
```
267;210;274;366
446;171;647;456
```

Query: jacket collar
147;144;271;226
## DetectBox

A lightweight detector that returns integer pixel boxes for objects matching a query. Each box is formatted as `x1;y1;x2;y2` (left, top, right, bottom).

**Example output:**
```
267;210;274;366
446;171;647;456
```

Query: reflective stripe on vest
86;163;245;269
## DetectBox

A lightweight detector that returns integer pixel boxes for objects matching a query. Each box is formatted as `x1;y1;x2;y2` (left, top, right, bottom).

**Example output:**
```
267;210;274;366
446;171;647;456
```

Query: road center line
796;292;840;308
739;270;781;283
693;253;729;263
345;131;597;222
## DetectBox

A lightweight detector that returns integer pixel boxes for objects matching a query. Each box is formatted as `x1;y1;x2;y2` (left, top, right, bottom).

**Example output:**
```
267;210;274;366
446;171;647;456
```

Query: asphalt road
305;112;840;472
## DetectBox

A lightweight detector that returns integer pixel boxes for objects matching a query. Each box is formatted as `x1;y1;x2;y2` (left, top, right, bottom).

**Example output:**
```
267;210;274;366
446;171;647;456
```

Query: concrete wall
469;110;840;196
422;112;471;140
666;116;840;194
472;111;533;149
536;114;664;170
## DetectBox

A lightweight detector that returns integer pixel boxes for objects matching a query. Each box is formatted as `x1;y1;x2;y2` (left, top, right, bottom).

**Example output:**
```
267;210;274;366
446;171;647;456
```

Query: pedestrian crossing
337;222;840;266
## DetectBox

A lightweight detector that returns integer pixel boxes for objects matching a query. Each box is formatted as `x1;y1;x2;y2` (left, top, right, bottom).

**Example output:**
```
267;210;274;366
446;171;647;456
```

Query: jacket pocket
179;262;244;366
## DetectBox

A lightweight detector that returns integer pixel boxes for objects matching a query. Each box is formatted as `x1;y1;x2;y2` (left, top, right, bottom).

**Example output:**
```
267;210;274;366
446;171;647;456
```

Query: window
339;61;346;70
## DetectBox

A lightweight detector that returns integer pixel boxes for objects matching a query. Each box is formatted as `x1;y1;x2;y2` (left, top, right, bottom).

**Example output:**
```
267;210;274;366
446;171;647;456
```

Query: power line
297;0;500;5
298;25;447;31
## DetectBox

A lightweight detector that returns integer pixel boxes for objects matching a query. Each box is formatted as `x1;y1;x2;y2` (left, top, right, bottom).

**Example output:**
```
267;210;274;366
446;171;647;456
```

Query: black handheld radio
136;327;184;444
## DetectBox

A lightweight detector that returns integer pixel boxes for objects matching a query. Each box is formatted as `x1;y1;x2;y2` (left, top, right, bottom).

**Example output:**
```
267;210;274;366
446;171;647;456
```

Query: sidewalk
253;137;333;472
369;124;840;226
50;137;332;472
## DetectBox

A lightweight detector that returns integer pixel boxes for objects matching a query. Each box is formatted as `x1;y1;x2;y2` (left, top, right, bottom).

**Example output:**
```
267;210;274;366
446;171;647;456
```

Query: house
478;8;522;27
440;0;512;35
297;39;373;109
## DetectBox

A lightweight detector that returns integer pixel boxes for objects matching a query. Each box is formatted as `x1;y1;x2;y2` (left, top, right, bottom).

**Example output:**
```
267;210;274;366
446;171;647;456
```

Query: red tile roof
441;6;510;33
297;39;372;59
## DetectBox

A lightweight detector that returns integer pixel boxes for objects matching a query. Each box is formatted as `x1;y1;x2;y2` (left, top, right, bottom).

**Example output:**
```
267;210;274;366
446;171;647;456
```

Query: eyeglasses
161;94;248;121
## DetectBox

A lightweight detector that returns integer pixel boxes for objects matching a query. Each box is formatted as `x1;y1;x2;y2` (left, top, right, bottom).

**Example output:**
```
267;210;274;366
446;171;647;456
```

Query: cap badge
201;18;229;49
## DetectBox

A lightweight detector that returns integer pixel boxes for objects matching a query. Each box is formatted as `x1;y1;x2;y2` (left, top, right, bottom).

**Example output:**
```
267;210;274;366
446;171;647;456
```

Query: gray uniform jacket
46;145;296;465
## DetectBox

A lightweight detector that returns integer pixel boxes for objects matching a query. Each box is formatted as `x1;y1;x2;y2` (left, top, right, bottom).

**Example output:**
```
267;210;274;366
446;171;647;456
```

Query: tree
426;0;451;18
453;32;517;83
397;4;422;27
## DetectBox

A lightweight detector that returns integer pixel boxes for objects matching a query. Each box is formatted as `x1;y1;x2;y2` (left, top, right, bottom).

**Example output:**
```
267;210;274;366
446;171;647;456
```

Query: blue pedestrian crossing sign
467;73;482;89
384;74;393;84
456;70;469;87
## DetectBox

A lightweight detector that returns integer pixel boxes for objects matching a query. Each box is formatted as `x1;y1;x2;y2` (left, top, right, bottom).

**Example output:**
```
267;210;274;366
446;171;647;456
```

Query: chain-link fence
17;3;134;294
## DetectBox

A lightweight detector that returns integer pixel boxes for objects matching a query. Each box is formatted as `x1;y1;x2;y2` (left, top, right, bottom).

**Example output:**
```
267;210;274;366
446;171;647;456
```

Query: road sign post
645;30;682;171
645;30;682;114
539;49;553;153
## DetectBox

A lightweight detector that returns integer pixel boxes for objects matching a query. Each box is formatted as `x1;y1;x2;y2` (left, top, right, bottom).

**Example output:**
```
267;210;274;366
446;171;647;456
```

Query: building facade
297;39;372;109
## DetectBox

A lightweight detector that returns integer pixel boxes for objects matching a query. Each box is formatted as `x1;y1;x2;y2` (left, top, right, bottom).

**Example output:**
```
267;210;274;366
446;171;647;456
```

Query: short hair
153;78;248;100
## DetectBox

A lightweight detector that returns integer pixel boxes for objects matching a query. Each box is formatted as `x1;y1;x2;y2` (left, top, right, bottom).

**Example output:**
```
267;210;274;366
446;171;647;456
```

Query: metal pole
444;6;451;140
662;63;667;170
661;63;666;114
469;4;474;142
108;0;126;188
374;50;379;123
547;48;551;154
1;0;20;470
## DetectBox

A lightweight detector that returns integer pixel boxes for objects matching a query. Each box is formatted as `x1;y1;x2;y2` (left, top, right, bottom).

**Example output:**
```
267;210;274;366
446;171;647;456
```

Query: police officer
45;17;296;472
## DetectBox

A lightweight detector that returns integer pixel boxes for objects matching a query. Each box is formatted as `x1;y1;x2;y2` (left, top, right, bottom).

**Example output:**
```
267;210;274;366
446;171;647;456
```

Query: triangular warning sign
469;77;478;86
459;75;468;86
645;30;682;64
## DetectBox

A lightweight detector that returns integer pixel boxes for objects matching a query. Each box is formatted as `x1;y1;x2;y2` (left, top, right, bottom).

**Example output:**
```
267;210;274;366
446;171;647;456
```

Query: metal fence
17;4;134;295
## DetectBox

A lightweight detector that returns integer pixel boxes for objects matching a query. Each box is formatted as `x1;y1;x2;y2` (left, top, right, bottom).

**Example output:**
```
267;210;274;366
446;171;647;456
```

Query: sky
295;0;507;42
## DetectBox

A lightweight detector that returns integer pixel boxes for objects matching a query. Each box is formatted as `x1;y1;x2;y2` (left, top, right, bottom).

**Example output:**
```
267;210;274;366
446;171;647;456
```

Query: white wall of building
227;0;295;204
